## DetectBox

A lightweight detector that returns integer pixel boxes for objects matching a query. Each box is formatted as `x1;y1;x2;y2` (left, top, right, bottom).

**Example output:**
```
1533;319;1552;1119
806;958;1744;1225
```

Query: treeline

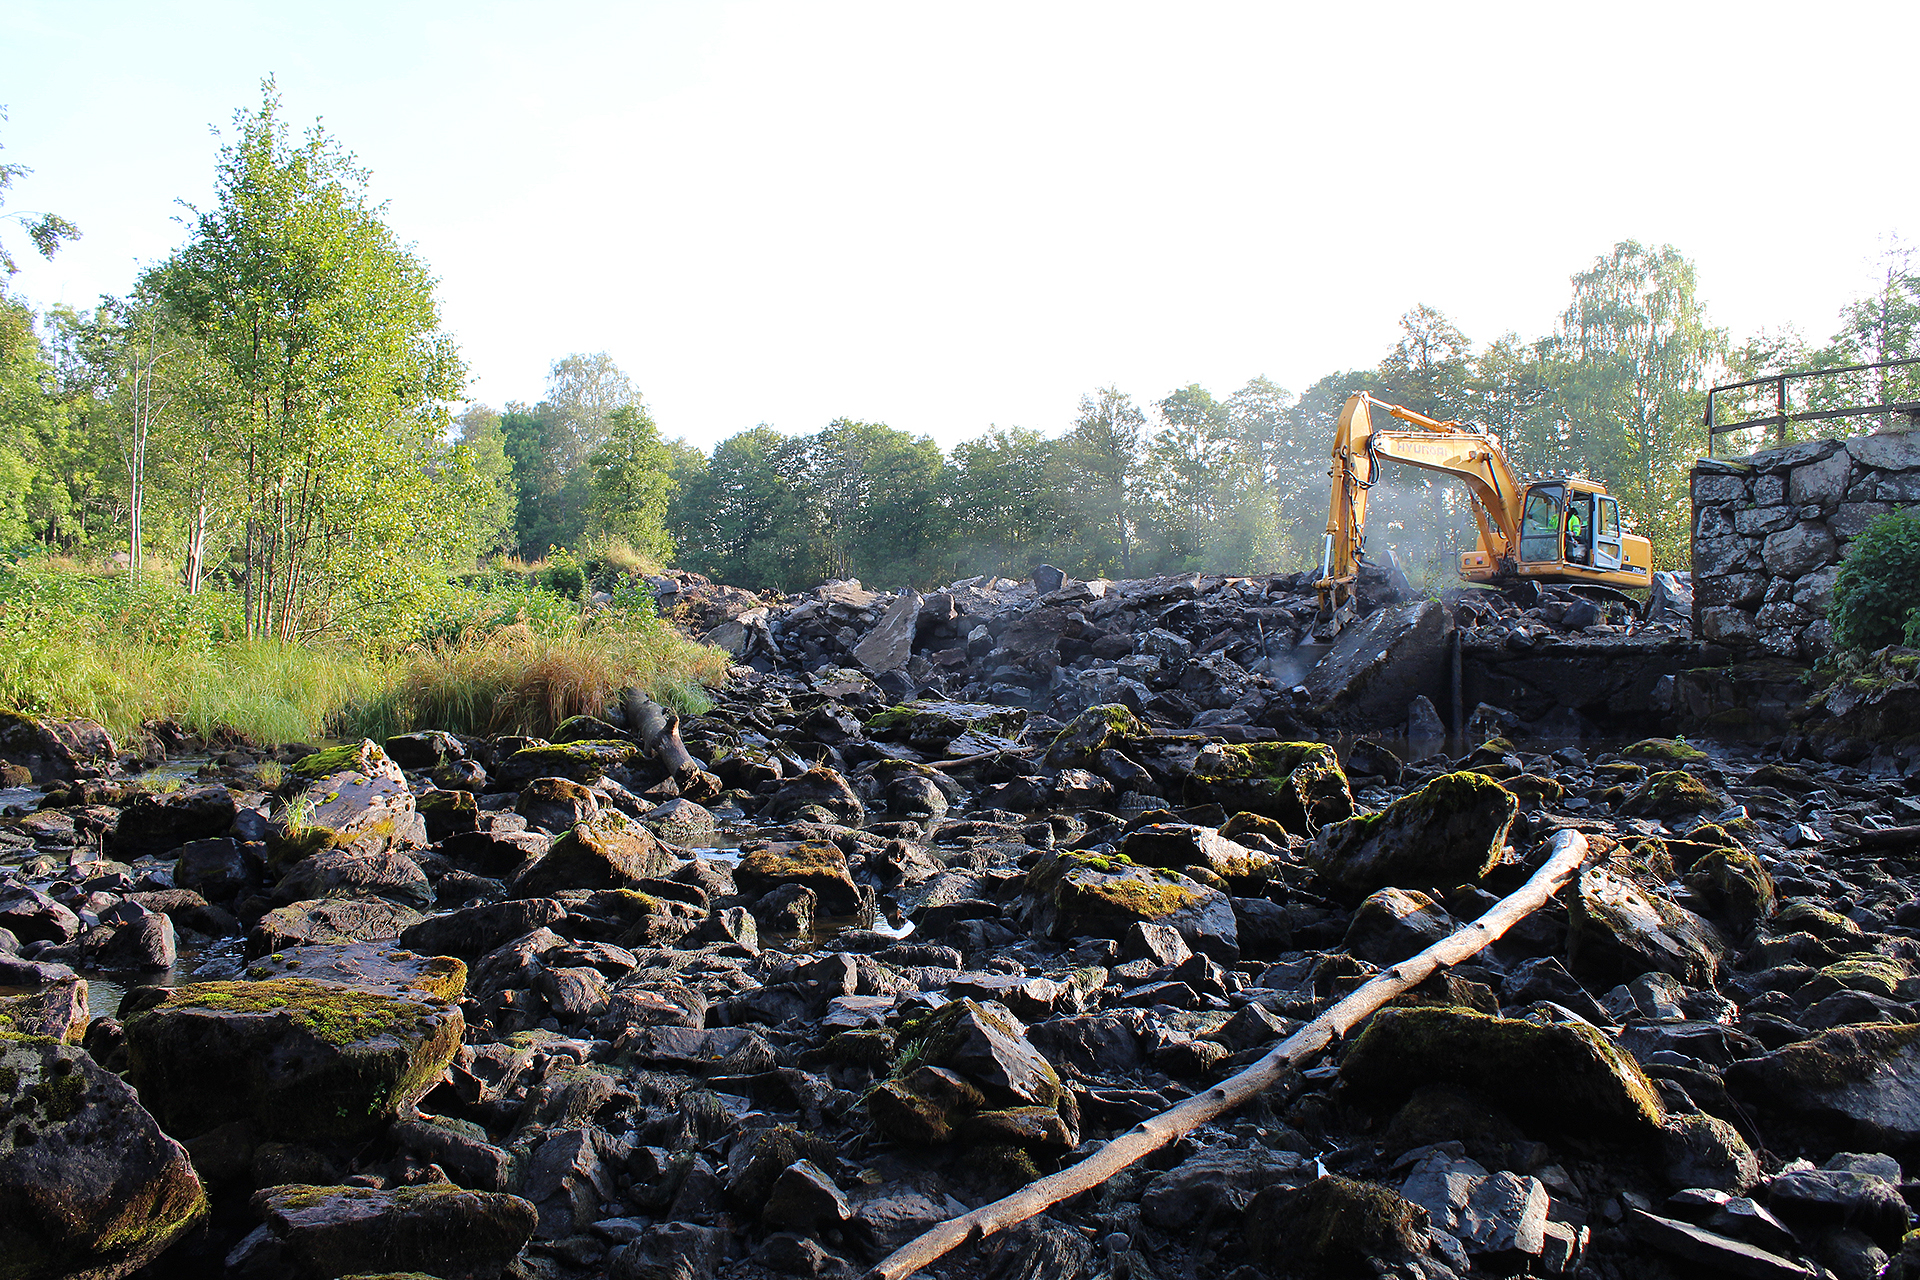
4;84;1915;613
461;243;1920;593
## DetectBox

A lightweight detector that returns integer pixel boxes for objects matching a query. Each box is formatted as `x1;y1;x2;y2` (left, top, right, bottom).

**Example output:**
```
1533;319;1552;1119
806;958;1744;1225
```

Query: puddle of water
76;934;246;1019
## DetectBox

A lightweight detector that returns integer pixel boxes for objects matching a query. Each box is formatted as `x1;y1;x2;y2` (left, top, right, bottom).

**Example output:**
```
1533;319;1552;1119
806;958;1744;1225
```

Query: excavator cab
1518;482;1625;572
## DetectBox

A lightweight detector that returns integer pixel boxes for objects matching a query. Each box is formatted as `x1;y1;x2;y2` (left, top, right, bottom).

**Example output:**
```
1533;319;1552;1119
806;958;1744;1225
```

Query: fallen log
624;689;698;777
862;828;1596;1280
1831;822;1920;850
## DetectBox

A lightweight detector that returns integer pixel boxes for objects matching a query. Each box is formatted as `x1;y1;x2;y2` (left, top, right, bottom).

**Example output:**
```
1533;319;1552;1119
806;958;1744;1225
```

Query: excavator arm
1317;393;1525;616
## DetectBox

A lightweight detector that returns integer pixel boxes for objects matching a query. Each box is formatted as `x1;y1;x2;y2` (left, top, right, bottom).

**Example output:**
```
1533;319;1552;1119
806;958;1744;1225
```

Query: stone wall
1690;427;1920;658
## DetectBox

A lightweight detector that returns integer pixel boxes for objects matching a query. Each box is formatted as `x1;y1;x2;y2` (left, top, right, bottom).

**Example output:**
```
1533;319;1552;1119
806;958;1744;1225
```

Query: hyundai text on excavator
1314;392;1652;626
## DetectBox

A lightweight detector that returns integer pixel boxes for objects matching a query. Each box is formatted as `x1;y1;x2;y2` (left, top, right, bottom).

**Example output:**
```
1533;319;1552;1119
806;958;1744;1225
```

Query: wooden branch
625;690;697;777
926;746;1041;770
861;828;1595;1280
1831;822;1920;850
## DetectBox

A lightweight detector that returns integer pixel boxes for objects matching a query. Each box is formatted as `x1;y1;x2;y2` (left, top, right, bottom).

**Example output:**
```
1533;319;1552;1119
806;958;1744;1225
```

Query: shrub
1831;508;1920;653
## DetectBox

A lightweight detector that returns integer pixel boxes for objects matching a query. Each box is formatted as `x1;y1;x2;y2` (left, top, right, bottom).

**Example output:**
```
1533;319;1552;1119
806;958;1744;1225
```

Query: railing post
1705;388;1716;459
1775;375;1788;446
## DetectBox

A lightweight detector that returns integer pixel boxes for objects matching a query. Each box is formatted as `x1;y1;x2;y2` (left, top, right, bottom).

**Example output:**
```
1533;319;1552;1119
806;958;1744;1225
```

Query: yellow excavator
1315;392;1652;622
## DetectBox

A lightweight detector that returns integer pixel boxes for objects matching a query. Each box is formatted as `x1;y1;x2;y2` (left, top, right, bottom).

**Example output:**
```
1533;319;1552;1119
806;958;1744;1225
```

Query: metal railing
1705;355;1920;457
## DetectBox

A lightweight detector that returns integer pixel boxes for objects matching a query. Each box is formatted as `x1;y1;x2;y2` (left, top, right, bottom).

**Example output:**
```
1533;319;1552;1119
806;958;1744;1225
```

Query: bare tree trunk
863;830;1596;1280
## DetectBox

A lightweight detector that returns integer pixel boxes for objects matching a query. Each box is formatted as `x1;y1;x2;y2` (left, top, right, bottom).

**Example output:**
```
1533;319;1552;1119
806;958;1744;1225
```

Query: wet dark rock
515;775;601;831
759;767;866;826
0;1034;207;1279
1627;1208;1814;1280
763;1158;852;1232
1765;1158;1912;1248
1141;1145;1309;1229
399;897;569;957
247;896;424;958
1183;740;1353;835
1567;865;1725;987
244;1182;536;1280
510;816;673;897
109;784;236;858
737;840;861;915
1342;887;1454;966
1302;598;1452;727
1022;849;1239;961
275;847;434;908
173;836;257;900
0;885;81;943
1245;1174;1430;1277
1341;1005;1665;1137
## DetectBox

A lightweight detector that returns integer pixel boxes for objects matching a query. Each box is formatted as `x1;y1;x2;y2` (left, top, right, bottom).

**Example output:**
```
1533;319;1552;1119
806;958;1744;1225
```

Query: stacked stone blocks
1690;427;1920;658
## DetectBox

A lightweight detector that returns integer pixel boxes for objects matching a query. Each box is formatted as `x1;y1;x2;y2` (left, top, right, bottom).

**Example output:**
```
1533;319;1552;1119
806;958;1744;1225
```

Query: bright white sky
3;1;1914;451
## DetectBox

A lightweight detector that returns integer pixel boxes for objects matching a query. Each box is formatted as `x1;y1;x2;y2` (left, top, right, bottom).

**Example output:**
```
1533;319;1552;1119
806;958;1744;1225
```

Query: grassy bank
0;559;729;747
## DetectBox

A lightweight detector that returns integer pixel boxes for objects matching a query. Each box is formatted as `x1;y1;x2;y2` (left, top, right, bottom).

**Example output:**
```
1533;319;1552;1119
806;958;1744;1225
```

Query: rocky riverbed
5;568;1920;1280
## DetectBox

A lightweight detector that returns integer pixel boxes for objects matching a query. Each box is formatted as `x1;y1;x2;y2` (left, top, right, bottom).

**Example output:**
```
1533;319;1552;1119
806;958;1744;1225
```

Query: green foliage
1831;508;1920;653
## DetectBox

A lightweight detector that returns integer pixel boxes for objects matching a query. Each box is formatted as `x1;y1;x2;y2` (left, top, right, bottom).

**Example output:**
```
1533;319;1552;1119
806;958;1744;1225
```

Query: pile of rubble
5;630;1920;1280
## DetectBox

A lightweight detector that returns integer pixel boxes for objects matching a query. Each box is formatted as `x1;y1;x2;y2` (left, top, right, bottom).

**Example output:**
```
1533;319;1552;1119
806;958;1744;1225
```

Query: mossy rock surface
867;700;1027;749
1821;957;1909;999
1622;770;1724;818
1045;703;1146;768
735;839;860;914
251;1183;536;1280
549;715;625;744
1340;1005;1665;1137
0;979;88;1045
1775;899;1863;942
1567;866;1724;987
247;897;425;961
502;739;638;783
0;1034;207;1280
1309;771;1515;899
1245;1175;1429;1277
1023;849;1239;961
1622;737;1709;764
509;817;673;898
1685;848;1775;930
121;977;463;1143
1726;1023;1920;1150
269;741;415;869
243;943;468;1003
1183;741;1353;835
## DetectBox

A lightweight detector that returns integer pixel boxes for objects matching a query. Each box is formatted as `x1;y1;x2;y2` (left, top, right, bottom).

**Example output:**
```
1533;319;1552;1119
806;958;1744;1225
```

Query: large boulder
241;1183;536;1280
273;848;433;909
0;1035;206;1280
736;840;862;915
1182;741;1354;835
246;898;424;960
121;977;463;1142
268;740;416;868
1340;1006;1666;1137
1727;1024;1920;1153
509;817;674;898
1022;849;1238;961
399;898;570;958
866;999;1076;1148
498;739;639;786
108;785;237;859
0;709;116;783
757;766;866;826
1303;599;1453;728
854;588;924;672
1309;771;1516;899
1567;866;1724;987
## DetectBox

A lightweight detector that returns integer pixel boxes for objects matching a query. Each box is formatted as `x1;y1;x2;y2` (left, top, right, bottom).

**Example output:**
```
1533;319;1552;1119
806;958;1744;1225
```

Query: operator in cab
1565;495;1591;564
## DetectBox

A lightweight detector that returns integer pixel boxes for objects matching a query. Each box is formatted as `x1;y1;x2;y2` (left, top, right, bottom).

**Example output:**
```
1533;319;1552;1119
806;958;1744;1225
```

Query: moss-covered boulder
1685;848;1775;931
735;840;860;914
756;766;866;826
1567;867;1725;987
246;898;424;961
274;848;434;909
0;970;88;1044
269;740;416;869
1022;849;1238;961
641;797;716;845
1340;1006;1666;1137
1775;899;1865;943
1308;772;1516;900
415;788;478;841
868;700;1028;751
499;739;638;785
1044;704;1146;768
1183;741;1354;835
0;1034;206;1280
0;708;116;784
242;943;467;1003
121;977;463;1143
1245;1175;1430;1277
509;816;673;898
245;1183;536;1280
1119;822;1282;889
867;1000;1076;1148
549;714;625;745
1622;737;1710;764
512;776;599;832
1726;1023;1920;1151
1622;770;1725;819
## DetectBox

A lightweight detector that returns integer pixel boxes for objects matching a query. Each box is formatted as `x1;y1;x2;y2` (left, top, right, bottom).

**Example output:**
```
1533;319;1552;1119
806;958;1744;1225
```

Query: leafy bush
1831;509;1920;653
